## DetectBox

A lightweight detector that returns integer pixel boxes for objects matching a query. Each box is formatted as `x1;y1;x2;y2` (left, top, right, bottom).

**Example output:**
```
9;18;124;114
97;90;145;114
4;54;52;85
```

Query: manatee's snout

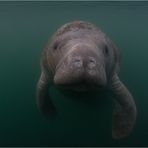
54;43;107;90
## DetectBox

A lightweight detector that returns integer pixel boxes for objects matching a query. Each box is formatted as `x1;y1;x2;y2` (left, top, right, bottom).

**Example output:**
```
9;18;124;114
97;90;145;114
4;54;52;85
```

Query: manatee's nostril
89;57;96;63
88;57;96;69
88;69;96;75
73;57;82;67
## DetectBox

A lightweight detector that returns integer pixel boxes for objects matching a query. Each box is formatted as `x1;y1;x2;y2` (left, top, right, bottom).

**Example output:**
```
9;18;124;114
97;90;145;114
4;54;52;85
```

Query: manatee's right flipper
37;72;56;118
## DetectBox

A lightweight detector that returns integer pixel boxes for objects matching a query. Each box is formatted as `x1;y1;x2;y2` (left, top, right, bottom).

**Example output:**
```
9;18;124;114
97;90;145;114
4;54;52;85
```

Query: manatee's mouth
55;79;105;91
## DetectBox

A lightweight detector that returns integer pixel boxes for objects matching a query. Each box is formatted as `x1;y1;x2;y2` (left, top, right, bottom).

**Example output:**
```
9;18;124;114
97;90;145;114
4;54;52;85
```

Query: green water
0;1;148;146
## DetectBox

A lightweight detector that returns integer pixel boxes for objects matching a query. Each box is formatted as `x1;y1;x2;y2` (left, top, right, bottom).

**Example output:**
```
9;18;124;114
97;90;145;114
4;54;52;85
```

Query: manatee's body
37;21;137;139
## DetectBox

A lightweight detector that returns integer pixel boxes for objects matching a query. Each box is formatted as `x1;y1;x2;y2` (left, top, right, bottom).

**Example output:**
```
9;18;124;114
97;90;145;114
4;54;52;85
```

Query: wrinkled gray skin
37;21;137;139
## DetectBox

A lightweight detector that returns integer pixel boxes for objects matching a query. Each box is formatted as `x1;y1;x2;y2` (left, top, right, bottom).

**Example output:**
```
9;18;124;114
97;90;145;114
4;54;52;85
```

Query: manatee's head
52;36;118;91
48;21;119;91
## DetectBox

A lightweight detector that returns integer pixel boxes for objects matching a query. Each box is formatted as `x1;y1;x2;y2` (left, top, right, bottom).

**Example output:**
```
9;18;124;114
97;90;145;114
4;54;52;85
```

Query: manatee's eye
53;42;59;51
103;45;109;56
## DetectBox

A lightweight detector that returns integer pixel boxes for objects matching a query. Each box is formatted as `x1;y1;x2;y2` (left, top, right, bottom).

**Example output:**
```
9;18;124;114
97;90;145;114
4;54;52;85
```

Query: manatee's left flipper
37;72;56;118
110;74;137;139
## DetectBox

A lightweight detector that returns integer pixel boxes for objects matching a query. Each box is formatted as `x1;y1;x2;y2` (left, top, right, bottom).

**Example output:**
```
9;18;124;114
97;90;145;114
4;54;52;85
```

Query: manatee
37;21;137;139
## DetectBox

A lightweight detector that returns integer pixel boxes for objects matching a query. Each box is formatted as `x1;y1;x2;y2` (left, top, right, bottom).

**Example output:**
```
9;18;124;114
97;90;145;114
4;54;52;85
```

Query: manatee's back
51;21;106;48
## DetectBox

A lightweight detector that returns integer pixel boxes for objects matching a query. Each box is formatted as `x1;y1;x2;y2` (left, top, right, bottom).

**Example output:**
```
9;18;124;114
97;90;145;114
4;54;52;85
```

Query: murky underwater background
0;1;148;146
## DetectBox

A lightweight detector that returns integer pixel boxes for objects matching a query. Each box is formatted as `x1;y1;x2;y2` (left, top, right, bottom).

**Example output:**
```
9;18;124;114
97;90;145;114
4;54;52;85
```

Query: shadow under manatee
55;85;112;106
51;85;113;145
